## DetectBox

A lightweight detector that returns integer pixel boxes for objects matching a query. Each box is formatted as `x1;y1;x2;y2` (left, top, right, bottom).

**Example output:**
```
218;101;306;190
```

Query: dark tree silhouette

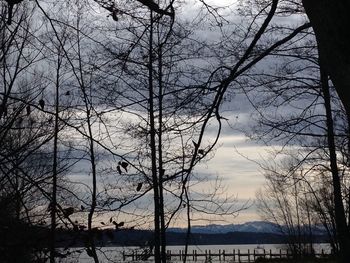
302;0;350;118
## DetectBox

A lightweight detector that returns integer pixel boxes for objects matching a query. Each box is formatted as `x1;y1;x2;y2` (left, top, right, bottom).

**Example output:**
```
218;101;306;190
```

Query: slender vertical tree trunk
159;174;166;263
86;113;99;263
76;9;99;261
148;10;161;263
293;174;301;257
183;187;191;263
50;53;61;263
157;42;167;263
320;66;350;262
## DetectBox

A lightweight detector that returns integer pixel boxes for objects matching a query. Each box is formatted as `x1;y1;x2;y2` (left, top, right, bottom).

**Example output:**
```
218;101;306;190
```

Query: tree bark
302;0;350;118
320;66;350;263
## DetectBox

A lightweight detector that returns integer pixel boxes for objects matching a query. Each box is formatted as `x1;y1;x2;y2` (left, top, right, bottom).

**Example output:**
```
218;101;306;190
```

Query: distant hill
55;221;329;247
169;221;327;236
57;229;328;247
169;221;280;234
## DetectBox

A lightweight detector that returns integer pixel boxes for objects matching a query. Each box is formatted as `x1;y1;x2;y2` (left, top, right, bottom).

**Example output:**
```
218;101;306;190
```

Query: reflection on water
59;243;331;263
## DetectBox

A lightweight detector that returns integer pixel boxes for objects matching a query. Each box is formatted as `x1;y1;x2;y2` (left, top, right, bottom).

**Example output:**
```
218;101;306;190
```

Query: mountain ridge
53;221;329;247
168;221;326;235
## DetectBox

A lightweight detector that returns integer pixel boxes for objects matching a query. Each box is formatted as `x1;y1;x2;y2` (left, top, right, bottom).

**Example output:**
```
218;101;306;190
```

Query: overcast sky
56;0;312;227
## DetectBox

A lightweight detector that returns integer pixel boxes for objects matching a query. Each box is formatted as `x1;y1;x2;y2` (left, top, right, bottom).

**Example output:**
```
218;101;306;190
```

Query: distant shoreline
55;229;330;248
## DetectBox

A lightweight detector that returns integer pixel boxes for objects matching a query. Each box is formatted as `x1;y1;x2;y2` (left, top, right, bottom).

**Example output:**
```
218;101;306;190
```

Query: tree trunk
302;0;350;118
50;51;61;263
304;2;350;258
76;11;99;261
157;43;167;263
148;10;161;263
320;66;350;262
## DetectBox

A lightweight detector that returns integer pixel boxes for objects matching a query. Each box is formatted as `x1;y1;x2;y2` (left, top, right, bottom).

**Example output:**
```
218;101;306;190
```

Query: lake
58;243;331;263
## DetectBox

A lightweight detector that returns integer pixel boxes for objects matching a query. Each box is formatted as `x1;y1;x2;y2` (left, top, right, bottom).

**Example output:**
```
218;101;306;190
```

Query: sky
66;93;278;227
63;90;274;227
201;127;274;223
45;0;309;228
193;100;276;224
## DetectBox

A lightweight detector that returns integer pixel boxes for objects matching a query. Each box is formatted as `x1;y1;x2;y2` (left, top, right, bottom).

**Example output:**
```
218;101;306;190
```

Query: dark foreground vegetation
0;200;46;262
255;259;337;263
